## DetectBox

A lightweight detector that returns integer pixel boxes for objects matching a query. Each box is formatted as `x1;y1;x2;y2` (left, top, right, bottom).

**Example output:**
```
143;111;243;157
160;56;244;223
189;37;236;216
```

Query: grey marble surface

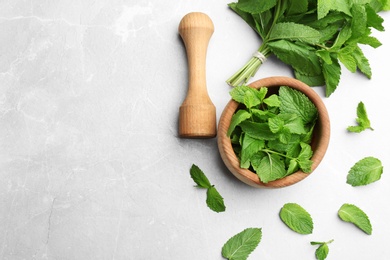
1;1;389;259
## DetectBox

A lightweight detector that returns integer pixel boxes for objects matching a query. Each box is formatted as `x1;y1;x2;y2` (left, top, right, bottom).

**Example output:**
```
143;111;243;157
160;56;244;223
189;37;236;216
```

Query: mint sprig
347;101;374;133
310;239;334;260
189;164;226;213
226;0;388;96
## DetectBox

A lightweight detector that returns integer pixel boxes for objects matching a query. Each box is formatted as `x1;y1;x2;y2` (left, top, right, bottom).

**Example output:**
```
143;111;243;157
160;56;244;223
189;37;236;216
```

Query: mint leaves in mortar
228;85;318;183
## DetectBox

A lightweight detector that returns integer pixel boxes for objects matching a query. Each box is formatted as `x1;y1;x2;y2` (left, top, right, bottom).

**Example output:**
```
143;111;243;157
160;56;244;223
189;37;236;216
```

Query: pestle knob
178;12;216;138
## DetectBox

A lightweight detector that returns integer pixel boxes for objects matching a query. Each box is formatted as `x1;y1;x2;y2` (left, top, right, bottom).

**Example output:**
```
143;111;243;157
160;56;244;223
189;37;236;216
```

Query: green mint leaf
311;240;334;260
230;85;262;108
228;3;263;36
287;159;299;175
318;0;351;19
279;86;318;125
350;4;367;40
239;121;278;140
347;101;373;133
190;164;212;189
268;116;284;134
347;156;383;186
297;142;314;173
268;22;321;44
279;203;313;234
240;135;265;168
352;46;372;78
228;110;252;137
279;114;306;135
286;0;308;15
267;40;323;78
263;94;280;107
338;46;357;73
236;0;277;14
321;54;341;97
338;203;372;234
206;186;226;213
252;153;287;183
365;4;385;31
222;228;262;260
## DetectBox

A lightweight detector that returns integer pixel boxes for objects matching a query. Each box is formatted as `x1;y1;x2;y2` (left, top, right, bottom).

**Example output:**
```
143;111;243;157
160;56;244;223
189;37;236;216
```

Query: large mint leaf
347;157;383;186
252;153;287;183
222;228;262;260
267;40;322;78
279;86;318;125
268;22;321;44
338;203;372;234
279;203;313;234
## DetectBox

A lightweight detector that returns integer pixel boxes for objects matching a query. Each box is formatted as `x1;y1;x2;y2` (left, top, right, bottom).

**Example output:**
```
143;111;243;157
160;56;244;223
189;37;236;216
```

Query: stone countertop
1;1;389;259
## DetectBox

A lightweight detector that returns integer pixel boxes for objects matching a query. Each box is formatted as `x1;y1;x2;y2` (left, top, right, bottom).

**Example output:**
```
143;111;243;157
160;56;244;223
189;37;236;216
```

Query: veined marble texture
1;1;390;260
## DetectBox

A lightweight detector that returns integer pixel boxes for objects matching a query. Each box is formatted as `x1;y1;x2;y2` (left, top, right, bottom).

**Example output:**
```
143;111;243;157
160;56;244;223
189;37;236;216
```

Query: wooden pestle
178;12;216;138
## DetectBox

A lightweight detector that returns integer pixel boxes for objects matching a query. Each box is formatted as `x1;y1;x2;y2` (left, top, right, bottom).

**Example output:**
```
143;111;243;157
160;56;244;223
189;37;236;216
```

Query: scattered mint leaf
310;239;334;260
279;203;313;234
190;164;211;189
347;101;373;133
189;164;225;213
347;157;383;186
206;186;226;213
222;228;262;260
338;203;372;235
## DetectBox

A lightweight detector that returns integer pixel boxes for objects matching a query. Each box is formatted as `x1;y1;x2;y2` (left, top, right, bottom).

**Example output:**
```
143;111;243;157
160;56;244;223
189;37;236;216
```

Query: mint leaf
311;239;334;260
252;153;287;183
279;86;318;125
321;54;341;97
347;101;373;132
338;203;372;234
206;186;226;213
347;157;383;186
240;135;265;168
230;85;263;108
239;121;277;140
190;164;212;188
236;0;277;14
268;22;321;44
228;110;251;137
279;203;313;234
222;228;262;260
189;164;225;213
317;0;351;19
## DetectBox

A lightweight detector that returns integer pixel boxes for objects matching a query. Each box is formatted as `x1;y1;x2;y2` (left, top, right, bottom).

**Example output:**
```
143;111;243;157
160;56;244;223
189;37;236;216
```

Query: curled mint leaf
279;203;313;234
190;164;212;189
347;157;383;186
338;203;372;235
222;228;262;260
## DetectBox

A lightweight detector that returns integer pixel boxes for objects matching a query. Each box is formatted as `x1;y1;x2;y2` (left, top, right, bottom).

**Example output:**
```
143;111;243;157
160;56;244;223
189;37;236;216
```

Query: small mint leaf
222;228;262;260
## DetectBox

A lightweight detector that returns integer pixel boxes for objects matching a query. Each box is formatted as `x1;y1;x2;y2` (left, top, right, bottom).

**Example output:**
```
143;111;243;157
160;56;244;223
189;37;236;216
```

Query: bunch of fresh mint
227;85;318;183
226;0;389;96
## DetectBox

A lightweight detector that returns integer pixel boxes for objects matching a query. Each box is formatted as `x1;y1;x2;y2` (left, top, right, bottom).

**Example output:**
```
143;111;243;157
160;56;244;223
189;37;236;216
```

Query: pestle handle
178;12;216;138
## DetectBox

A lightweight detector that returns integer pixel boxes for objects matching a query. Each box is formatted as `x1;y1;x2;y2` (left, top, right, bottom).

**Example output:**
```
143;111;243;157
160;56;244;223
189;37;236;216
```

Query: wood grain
178;12;216;138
